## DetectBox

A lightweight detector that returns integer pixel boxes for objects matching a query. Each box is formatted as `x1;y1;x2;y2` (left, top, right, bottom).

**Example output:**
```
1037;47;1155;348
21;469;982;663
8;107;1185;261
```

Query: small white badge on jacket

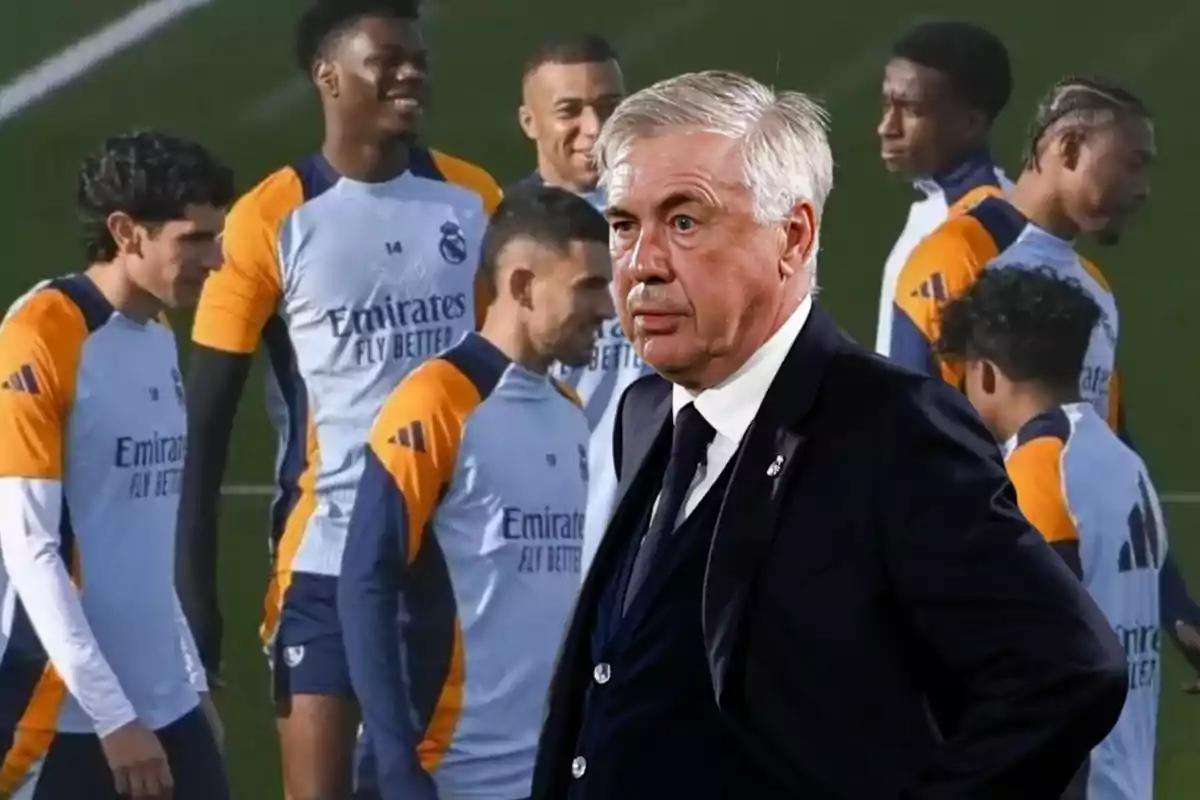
766;455;785;477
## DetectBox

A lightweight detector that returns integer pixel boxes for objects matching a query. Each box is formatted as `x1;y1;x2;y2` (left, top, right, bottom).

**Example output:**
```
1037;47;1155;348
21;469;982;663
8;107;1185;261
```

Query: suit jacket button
571;755;587;779
592;662;611;684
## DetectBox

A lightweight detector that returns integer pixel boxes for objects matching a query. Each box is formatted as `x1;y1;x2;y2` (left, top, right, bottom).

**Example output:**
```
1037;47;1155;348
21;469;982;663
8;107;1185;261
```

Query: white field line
0;0;214;126
218;484;1200;505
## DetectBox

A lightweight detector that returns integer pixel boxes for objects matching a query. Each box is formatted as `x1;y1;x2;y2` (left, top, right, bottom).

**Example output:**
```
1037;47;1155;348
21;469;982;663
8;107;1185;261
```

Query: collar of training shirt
671;293;813;444
516;170;606;211
912;148;998;204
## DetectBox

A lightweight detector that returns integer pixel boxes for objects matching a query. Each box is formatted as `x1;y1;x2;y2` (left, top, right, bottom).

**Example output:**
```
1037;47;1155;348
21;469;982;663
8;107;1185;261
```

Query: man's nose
578;107;602;140
878;106;901;139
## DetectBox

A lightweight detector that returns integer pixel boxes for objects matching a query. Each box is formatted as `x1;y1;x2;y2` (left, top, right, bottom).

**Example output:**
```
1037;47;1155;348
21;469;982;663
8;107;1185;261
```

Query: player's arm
338;367;465;800
1005;438;1082;579
890;225;981;385
177;192;284;680
0;321;138;737
171;591;208;694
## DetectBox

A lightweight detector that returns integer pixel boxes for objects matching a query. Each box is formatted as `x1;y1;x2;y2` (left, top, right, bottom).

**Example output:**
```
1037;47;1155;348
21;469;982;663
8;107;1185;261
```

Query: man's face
524;239;614;367
128;203;226;309
520;60;625;192
878;58;980;178
322;15;429;141
1058;116;1154;246
605;129;813;389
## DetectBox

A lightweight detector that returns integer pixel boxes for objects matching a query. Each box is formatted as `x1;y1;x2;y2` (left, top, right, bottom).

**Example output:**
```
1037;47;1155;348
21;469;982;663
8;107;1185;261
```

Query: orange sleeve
891;216;995;385
1006;437;1078;545
428;151;503;329
946;184;1003;216
0;290;89;479
430;150;503;215
368;358;485;561
191;167;302;354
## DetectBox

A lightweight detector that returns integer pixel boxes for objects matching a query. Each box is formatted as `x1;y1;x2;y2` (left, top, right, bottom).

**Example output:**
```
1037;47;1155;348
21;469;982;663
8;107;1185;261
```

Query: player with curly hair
0;130;233;799
938;266;1166;800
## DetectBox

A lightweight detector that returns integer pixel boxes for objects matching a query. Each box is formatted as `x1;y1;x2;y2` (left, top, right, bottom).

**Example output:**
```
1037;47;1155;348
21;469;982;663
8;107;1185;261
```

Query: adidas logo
909;272;948;302
1118;475;1161;573
0;364;40;394
387;421;426;453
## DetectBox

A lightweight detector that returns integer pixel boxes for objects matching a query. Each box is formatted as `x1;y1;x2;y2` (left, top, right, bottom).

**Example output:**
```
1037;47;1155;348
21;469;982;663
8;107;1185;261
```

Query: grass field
2;0;1199;796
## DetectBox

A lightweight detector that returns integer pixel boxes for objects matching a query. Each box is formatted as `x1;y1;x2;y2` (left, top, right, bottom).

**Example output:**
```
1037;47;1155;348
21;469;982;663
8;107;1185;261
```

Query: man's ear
518;104;537;141
981;360;998;395
778;201;816;281
105;211;142;258
1056;129;1084;171
313;58;338;98
507;266;536;309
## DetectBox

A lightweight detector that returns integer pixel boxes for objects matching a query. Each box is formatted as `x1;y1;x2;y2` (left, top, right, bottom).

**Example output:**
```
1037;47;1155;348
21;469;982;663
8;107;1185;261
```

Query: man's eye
611;220;635;234
671;215;696;231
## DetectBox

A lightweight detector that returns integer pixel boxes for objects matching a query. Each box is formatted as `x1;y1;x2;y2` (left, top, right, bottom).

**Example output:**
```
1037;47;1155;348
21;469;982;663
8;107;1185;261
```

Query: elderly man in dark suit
531;69;1128;799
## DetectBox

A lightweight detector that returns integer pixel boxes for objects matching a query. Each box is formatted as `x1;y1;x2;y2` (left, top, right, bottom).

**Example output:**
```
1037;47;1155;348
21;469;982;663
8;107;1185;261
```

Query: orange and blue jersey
0;276;205;795
190;148;502;649
875;150;1010;355
890;194;1125;431
339;332;588;799
1005;403;1163;799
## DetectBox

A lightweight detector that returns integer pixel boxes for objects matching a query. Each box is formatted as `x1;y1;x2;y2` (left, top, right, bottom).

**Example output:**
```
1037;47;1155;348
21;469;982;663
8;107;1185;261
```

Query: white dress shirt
665;294;813;527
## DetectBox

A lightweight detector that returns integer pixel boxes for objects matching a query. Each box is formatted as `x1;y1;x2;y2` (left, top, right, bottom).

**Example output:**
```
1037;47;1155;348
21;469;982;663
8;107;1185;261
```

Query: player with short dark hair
510;34;652;574
938;267;1103;433
340;186;611;799
515;33;623;200
875;20;1013;354
938;266;1166;799
176;1;503;796
0;130;232;799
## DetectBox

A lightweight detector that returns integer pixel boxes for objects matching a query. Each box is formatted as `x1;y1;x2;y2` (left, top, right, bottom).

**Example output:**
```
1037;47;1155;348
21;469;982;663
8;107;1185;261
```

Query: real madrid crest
439;221;467;264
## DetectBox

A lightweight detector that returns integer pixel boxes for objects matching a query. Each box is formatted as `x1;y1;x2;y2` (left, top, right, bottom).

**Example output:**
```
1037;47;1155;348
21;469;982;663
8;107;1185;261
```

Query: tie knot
672;403;716;468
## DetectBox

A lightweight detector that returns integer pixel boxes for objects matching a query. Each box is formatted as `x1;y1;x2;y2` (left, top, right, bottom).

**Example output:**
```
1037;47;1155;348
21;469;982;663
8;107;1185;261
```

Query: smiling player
509;34;653;573
174;1;502;796
0;131;232;799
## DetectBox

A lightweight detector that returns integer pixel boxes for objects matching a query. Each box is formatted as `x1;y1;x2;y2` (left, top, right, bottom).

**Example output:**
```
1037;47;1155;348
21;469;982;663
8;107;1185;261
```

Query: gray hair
595;70;834;269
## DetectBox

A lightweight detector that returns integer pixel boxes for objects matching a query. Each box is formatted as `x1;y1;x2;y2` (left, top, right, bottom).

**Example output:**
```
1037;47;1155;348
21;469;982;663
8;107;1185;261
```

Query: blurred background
2;0;1197;795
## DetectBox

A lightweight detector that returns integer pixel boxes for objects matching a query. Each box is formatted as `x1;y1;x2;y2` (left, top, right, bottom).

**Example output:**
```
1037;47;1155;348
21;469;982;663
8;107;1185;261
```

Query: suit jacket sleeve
881;378;1128;799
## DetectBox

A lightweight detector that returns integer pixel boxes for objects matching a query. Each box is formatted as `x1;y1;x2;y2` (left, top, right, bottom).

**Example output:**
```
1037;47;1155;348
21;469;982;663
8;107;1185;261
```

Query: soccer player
889;74;1149;422
938;267;1164;800
0;131;232;799
892;72;1200;688
875;20;1013;355
339;186;610;799
509;34;652;573
175;0;503;796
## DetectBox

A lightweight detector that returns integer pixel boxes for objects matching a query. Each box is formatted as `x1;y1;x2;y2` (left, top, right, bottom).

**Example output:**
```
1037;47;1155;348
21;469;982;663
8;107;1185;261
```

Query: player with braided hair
890;73;1151;426
890;73;1200;690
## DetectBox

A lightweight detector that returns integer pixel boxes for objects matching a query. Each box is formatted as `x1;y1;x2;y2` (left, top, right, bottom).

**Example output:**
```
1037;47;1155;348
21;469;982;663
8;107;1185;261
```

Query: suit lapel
702;304;846;704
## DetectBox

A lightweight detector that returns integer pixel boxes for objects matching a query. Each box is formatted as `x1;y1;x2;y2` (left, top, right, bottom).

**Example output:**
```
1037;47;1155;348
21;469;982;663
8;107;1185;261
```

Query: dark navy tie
622;403;716;614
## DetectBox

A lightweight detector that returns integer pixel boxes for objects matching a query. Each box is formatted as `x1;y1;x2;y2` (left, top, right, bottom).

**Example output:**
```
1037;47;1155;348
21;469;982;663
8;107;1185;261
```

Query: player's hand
199;691;224;753
100;720;173;798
